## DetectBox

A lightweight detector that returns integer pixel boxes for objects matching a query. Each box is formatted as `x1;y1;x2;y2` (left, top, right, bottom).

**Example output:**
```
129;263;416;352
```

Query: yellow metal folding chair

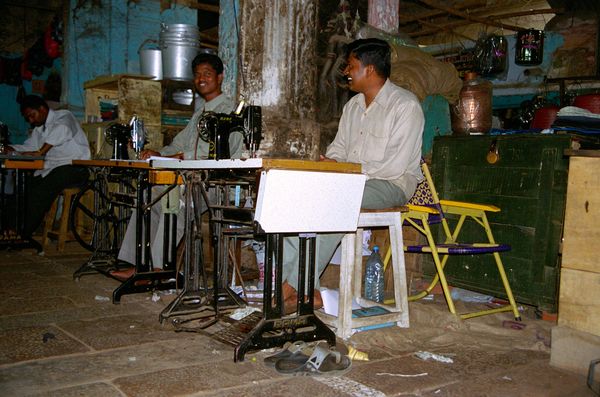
384;162;521;321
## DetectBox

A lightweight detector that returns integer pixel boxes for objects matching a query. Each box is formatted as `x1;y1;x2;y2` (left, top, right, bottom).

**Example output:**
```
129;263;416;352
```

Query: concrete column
226;0;321;158
368;0;399;33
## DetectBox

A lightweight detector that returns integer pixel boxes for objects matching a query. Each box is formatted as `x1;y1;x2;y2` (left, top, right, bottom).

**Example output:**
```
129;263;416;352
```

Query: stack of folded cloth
99;99;118;121
552;106;600;134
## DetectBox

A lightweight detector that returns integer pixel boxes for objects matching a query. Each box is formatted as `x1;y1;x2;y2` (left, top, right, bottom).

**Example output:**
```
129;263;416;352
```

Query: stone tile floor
0;241;595;396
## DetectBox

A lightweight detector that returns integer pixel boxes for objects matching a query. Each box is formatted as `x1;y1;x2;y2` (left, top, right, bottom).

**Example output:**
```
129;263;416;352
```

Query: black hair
191;53;224;75
20;95;48;114
346;38;391;78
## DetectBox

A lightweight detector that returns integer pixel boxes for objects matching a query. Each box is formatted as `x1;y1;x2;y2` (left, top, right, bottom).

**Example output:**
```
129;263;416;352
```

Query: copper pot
451;72;493;134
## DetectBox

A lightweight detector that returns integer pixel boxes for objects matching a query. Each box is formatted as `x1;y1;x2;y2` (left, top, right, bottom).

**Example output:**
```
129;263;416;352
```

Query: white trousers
117;186;185;269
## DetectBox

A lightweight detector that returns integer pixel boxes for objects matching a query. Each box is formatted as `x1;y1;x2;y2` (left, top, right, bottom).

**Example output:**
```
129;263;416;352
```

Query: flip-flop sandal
275;343;352;377
263;341;311;368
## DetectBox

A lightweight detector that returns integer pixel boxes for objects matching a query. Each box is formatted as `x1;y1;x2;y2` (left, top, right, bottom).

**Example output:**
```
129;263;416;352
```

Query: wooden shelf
83;74;153;90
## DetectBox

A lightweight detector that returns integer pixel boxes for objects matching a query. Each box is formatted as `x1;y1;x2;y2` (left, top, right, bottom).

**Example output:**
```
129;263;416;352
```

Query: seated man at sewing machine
281;38;424;313
116;52;246;273
4;95;91;243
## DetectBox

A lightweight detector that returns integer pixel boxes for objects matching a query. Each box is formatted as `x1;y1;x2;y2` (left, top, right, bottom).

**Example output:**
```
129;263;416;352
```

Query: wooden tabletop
73;159;362;181
72;159;153;169
0;154;44;170
564;149;600;158
2;160;44;170
150;158;362;173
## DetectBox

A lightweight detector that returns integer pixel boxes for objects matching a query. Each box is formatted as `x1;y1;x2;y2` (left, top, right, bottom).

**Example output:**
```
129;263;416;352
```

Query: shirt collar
357;78;392;111
204;93;227;112
41;109;56;132
371;79;393;107
46;108;56;122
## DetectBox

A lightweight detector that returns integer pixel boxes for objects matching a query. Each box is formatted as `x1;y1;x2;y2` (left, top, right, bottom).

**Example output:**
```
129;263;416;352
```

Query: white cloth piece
329;229;372;265
320;288;361;317
117;185;186;269
557;106;600;119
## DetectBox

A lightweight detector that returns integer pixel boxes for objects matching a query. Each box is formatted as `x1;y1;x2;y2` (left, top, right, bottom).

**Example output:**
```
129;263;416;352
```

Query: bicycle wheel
69;173;134;254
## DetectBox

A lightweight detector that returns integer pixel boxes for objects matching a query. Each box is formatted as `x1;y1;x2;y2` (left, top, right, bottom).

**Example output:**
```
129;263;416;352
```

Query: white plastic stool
318;208;409;339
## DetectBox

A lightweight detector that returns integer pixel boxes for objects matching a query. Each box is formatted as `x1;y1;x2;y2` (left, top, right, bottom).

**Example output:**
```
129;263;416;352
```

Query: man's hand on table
139;150;184;160
21;150;43;156
319;154;337;162
139;149;161;160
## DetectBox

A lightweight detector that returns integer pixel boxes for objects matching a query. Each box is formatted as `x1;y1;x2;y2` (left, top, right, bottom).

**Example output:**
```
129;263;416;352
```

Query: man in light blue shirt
118;53;243;271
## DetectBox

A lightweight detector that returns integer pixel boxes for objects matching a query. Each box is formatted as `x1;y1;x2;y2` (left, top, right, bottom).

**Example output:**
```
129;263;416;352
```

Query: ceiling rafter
409;8;563;38
414;17;476;42
416;0;527;32
398;0;485;24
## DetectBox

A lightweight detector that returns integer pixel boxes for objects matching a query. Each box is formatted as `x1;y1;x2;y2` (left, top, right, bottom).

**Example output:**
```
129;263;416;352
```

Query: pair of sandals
264;340;352;376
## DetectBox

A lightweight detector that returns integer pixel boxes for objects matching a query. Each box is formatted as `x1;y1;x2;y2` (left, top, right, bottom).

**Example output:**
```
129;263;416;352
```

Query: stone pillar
368;0;400;33
230;0;321;159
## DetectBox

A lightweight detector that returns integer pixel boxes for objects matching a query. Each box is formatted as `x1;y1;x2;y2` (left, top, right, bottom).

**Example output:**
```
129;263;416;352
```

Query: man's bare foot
109;267;135;281
281;281;323;314
282;281;298;314
313;289;323;310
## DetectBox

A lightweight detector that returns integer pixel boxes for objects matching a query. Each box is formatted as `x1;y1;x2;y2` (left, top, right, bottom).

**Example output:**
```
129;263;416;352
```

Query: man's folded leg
280;233;343;314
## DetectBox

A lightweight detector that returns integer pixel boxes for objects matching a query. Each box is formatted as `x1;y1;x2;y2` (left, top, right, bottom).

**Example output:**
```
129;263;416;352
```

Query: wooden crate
558;268;600;336
562;156;600;273
84;74;161;124
558;155;600;336
83;75;163;158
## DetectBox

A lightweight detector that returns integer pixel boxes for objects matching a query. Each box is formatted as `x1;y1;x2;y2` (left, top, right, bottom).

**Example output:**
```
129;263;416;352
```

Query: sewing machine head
104;115;147;160
197;105;262;160
104;123;131;160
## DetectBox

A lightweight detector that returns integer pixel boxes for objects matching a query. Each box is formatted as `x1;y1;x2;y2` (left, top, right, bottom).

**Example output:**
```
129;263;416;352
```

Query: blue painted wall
0;1;197;143
64;0;197;118
0;60;62;144
490;31;564;109
422;94;452;156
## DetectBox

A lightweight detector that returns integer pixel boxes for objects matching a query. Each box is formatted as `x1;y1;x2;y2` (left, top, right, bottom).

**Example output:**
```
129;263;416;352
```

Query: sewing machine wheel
69;173;135;254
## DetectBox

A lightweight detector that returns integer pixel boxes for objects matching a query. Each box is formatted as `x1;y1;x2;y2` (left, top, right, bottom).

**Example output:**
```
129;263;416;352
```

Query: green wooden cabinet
429;134;598;311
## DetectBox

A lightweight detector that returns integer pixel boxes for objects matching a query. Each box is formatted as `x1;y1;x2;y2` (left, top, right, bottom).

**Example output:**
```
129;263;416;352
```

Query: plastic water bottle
365;245;384;302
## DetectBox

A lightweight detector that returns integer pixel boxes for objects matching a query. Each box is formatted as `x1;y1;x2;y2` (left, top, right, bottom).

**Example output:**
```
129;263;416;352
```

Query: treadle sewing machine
0;153;44;251
71;104;365;361
71;106;262;304
151;157;365;362
147;105;365;361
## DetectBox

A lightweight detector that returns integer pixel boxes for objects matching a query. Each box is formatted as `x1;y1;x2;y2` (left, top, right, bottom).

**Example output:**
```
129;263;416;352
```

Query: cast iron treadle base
112;270;179;303
211;311;263;347
0;237;42;252
160;290;211;324
159;286;246;324
73;257;131;280
233;312;335;362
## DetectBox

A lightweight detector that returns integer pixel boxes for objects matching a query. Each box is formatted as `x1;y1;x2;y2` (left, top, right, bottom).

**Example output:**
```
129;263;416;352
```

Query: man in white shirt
117;53;243;272
6;95;91;240
281;38;424;312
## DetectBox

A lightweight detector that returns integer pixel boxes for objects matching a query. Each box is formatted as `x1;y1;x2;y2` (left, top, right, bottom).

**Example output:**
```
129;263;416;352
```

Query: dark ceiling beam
189;2;219;13
160;1;218;13
200;32;218;42
401;0;533;26
2;1;61;12
416;0;526;32
410;8;563;38
398;0;484;23
414;17;477;42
